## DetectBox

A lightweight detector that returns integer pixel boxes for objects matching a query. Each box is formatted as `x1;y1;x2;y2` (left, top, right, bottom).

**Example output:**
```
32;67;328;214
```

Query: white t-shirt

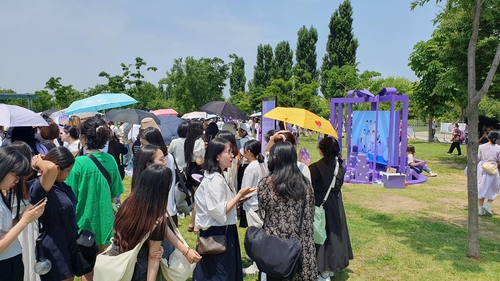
191;138;205;162
242;160;267;211
64;139;81;153
0;199;22;260
169;138;186;170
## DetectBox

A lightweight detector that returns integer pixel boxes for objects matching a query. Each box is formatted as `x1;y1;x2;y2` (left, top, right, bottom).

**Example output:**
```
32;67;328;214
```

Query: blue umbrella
65;93;138;114
158;115;185;145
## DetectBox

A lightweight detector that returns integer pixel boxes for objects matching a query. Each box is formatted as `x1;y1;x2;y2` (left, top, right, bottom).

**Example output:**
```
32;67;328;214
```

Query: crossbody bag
314;157;339;245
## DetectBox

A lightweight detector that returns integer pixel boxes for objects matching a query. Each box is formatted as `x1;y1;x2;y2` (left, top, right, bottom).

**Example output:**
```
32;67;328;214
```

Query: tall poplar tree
250;44;274;110
228;54;246;96
320;0;359;98
295;25;319;84
271;41;293;81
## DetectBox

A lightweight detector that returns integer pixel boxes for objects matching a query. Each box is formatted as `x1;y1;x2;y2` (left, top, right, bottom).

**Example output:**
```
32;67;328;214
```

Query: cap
239;123;251;133
141;117;161;132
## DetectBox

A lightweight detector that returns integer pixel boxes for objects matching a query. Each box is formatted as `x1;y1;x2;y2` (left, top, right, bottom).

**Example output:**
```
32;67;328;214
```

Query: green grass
81;138;500;281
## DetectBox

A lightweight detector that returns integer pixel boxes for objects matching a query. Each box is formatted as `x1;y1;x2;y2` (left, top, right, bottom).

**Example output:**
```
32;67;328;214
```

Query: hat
141;117;161;132
239;123;251;133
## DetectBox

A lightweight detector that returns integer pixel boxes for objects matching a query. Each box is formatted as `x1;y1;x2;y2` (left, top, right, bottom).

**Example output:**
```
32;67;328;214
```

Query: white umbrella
0;104;49;127
181;111;208;120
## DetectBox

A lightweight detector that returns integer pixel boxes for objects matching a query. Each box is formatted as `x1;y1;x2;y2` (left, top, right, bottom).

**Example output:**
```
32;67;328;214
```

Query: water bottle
34;238;51;275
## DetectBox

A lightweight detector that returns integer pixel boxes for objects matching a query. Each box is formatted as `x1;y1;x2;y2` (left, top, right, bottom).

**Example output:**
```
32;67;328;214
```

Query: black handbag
244;196;306;278
53;185;98;276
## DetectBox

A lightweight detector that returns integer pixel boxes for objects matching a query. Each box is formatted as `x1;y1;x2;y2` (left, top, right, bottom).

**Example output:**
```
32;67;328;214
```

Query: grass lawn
82;137;500;281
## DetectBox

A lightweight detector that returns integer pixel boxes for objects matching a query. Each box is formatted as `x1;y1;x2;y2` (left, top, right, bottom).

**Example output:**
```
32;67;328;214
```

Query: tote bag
94;232;151;281
314;157;339;245
160;212;195;281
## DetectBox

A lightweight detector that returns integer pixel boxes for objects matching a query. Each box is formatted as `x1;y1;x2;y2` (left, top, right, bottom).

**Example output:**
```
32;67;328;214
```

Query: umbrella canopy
478;115;500;130
157;115;185;145
181;111;208;120
152;108;178;116
264;107;338;138
0;104;49;127
201;101;246;120
49;110;99;125
105;109;161;125
250;112;261;117
40;108;59;117
65;93;138;114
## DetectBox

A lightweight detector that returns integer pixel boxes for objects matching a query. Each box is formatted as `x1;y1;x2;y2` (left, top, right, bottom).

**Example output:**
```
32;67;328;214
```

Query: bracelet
183;247;190;256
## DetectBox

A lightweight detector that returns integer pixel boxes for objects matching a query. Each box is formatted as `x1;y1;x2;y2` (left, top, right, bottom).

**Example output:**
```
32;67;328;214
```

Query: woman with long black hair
183;121;205;233
111;165;201;281
258;142;316;281
0;147;46;281
309;138;353;280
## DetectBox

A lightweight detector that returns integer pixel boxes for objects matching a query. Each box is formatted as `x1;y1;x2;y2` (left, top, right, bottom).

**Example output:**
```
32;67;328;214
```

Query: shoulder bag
160;211;196;281
244;194;306;278
314;157;339;245
196;226;228;255
480;147;498;175
94;228;155;281
53;184;98;276
172;157;193;215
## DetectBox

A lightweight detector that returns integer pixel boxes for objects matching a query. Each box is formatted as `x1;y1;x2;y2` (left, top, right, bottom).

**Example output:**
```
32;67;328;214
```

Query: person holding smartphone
0;147;46;281
29;147;76;281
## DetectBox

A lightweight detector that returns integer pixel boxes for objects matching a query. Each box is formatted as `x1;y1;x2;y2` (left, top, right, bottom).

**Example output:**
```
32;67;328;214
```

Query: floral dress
258;176;317;281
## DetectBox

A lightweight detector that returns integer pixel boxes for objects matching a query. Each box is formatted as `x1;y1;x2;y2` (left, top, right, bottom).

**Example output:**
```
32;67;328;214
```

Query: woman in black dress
309;137;353;280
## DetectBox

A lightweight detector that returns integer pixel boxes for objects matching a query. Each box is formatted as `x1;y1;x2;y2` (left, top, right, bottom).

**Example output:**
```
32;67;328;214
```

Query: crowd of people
0;112;355;281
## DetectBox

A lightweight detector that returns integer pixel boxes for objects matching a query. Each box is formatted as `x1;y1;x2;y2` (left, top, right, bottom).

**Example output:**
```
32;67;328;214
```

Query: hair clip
95;125;104;133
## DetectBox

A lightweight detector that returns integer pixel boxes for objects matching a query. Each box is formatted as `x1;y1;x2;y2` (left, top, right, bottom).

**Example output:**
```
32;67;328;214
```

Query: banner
261;98;276;155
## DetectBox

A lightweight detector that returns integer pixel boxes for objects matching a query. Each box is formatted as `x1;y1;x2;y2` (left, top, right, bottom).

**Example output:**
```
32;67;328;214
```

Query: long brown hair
113;164;172;252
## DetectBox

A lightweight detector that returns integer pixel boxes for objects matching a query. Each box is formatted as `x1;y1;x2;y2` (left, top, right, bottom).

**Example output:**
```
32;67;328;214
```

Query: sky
0;0;441;97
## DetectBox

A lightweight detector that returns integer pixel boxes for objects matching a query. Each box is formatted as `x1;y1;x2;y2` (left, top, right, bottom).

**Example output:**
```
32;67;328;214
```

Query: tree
161;57;229;114
127;81;165;111
320;0;359;98
412;0;500;259
271;41;293;81
295;25;319;84
228;54;246;97
44;77;82;109
32;90;56;112
250;44;274;110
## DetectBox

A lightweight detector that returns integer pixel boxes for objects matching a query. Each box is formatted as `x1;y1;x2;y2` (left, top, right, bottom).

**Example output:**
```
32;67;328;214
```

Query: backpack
459;130;465;142
173;159;193;215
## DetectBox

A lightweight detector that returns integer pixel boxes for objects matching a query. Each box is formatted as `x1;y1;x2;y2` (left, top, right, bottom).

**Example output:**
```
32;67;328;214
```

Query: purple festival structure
330;88;427;187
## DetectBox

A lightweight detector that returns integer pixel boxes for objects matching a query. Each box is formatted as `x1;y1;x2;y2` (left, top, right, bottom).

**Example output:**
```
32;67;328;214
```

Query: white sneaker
243;263;259;275
479;207;485;215
430;172;437;177
483;203;493;215
317;275;331;281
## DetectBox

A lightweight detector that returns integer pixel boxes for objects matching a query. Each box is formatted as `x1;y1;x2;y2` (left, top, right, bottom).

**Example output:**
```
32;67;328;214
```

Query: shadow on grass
348;203;500;273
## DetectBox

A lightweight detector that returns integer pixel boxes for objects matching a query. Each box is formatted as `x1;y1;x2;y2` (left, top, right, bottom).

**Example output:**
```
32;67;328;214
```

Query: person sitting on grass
406;145;437;177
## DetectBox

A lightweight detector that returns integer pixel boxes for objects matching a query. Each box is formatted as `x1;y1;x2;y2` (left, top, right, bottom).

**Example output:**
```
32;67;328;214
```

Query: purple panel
261;99;276;155
377;87;397;96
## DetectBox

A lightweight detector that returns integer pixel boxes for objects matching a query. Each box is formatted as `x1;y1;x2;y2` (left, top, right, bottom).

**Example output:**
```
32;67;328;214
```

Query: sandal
188;226;195;232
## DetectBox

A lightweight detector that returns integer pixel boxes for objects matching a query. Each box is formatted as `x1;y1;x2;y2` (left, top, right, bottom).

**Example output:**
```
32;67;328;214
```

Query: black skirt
192;225;243;281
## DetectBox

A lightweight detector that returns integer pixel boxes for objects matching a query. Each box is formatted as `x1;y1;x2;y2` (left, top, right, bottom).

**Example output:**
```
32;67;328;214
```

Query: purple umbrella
0;104;49;127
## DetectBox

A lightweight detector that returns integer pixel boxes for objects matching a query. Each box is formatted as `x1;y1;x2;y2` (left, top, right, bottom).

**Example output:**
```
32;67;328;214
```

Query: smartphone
33;197;47;208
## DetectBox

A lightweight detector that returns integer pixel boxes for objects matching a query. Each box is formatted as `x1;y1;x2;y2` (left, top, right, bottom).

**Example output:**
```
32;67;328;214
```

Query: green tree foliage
44;77;82;109
127;81;165;110
228;54;246;97
32;90;56;112
295;26;319;84
162;57;229;114
271;41;293;81
250;44;274;110
320;0;359;98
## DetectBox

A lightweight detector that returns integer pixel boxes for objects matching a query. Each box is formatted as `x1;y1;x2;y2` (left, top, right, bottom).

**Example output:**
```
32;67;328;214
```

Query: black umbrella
201;101;246;120
40;108;59;118
105;109;161;125
478;115;500;130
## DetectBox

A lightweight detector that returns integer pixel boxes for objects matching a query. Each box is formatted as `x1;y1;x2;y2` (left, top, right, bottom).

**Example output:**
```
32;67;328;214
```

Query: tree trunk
466;0;482;260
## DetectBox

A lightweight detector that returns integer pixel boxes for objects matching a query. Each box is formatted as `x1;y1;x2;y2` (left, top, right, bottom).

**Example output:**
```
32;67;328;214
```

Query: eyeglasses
9;172;20;181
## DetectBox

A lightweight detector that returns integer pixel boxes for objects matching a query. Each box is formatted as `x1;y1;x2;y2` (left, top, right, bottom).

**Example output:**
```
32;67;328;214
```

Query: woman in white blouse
60;126;80;156
241;140;267;276
193;137;255;281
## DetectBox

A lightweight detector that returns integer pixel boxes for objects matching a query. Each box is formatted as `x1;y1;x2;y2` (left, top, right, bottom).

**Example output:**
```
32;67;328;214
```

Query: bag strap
87;153;112;191
172;156;190;196
320;157;340;207
52;183;80;252
298;190;307;232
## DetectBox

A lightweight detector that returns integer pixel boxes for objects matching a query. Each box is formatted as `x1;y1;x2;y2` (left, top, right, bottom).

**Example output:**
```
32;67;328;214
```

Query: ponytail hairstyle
244;140;264;163
80;116;111;149
488;130;500;144
63;125;80;140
